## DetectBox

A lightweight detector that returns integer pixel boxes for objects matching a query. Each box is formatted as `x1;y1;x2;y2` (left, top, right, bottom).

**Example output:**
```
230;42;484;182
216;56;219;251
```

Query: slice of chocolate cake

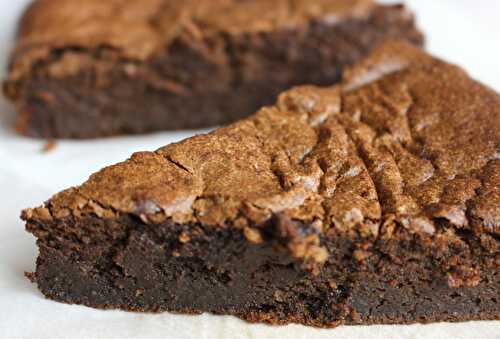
23;42;499;327
4;0;423;138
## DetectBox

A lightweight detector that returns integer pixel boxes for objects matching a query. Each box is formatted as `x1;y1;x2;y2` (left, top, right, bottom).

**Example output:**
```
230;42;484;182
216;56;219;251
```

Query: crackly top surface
16;0;373;55
8;0;376;81
27;42;500;238
17;0;374;51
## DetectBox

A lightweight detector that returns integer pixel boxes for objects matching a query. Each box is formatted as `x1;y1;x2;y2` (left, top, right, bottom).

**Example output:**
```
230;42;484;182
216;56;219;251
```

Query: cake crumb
178;232;190;243
447;267;481;288
24;271;36;283
41;140;57;153
243;227;263;244
353;249;370;262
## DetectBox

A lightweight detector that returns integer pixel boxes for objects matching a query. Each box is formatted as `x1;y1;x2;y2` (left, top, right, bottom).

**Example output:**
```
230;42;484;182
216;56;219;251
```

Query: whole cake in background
23;42;499;326
3;0;423;138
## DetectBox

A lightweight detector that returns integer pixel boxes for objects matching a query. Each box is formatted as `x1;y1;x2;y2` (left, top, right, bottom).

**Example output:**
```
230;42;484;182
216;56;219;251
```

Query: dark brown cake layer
4;0;423;138
29;215;499;327
23;42;499;327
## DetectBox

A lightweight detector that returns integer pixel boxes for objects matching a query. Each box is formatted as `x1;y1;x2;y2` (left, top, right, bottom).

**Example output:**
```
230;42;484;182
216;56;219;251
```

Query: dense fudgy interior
8;5;423;138
27;212;499;327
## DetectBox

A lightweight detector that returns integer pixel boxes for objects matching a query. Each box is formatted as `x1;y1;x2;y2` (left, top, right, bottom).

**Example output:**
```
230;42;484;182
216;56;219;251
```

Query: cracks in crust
338;80;493;238
163;154;193;174
465;157;500;235
404;88;439;177
323;95;384;228
248;117;295;192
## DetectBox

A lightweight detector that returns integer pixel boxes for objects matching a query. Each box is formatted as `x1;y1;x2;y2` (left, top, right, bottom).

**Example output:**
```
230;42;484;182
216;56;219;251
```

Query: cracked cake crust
23;42;499;326
4;0;423;138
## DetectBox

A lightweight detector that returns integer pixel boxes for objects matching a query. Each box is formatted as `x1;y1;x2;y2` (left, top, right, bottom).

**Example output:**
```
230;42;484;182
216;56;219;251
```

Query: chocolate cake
23;42;499;327
4;0;423;138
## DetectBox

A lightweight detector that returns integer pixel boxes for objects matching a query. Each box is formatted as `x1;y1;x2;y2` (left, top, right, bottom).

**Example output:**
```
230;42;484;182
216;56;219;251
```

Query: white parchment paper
0;1;499;338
